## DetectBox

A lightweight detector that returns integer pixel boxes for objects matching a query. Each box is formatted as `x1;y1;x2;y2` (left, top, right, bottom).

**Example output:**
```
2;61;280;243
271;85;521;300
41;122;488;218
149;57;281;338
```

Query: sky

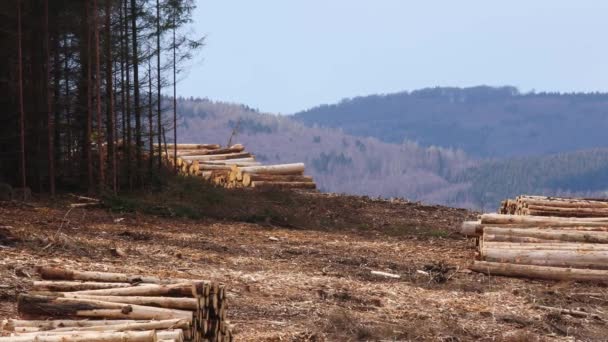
179;1;608;114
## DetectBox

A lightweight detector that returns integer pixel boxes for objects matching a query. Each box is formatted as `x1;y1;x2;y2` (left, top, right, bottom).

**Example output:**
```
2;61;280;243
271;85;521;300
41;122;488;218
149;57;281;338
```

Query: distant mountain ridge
176;95;608;209
293;86;608;158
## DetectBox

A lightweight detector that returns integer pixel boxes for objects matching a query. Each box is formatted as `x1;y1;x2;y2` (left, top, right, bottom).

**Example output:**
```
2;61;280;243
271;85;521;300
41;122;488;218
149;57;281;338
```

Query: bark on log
242;174;313;187
179;152;251;161
176;145;244;157
237;163;305;179
157;144;220;150
470;261;608;283
483;234;562;243
59;294;197;310
18;295;193;321
48;319;190;333
69;283;197;297
37;267;184;285
525;209;608;218
0;330;157;342
480;248;608;269
4;319;156;330
251;181;316;190
481;242;608;250
32;281;134;292
521;198;608;209
483;227;608;244
480;214;608;227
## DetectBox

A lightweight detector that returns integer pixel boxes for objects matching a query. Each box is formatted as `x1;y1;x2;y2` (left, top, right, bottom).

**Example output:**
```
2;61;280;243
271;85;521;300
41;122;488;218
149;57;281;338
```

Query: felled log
242;174;313;187
3;319;155;331
176;144;244;157
481;241;608;250
156;330;184;342
0;330;157;342
251;181;316;190
179;152;251;162
524;208;608;218
47;319;190;333
519;196;608;209
483;234;561;243
69;282;197;297
18;295;193;321
480;214;608;227
483;227;608;244
32;281;134;292
479;247;608;269
158;144;221;150
470;261;608;283
196;165;232;172
237;163;305;178
37;267;184;285
59;294;197;310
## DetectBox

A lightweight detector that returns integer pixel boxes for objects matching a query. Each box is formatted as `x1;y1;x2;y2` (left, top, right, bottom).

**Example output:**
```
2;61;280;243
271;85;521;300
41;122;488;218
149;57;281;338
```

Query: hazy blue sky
179;1;608;114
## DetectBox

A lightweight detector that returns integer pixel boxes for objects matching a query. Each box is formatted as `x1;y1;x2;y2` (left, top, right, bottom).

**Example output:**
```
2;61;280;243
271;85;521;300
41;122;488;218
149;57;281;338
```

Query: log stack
499;195;608;217
0;267;232;342
163;143;317;190
461;196;608;284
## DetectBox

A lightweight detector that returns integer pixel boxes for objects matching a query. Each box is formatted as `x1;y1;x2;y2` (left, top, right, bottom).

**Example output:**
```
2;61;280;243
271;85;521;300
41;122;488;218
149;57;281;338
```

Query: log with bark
483;227;608;244
242;174;314;187
470;261;608;283
18;294;193;321
0;330;158;342
251;181;316;190
32;281;134;292
37;267;186;285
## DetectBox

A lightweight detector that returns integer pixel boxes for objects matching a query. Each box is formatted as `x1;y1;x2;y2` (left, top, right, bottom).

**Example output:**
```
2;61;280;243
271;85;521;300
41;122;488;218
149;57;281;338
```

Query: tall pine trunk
94;0;104;189
172;14;177;173
17;0;26;196
123;0;133;189
86;0;94;194
156;0;162;171
105;0;117;194
130;0;142;184
45;0;55;196
148;55;153;175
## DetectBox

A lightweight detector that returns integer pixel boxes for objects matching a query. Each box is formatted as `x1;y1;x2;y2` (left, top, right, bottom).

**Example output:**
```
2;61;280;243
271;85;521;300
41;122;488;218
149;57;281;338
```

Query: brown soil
0;193;607;341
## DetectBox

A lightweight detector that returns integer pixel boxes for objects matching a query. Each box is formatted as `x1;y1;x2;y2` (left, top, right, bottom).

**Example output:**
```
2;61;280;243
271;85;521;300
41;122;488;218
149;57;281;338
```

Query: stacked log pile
461;197;608;283
499;195;608;217
163;143;316;190
0;267;232;342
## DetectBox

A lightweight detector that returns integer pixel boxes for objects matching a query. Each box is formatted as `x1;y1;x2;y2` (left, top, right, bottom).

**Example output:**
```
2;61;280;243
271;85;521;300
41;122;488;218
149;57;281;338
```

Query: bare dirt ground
1;193;607;341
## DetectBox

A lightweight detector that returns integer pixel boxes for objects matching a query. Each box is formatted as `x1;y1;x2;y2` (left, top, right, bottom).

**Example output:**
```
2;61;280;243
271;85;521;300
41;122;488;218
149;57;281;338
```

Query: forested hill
176;98;608;209
293;86;608;158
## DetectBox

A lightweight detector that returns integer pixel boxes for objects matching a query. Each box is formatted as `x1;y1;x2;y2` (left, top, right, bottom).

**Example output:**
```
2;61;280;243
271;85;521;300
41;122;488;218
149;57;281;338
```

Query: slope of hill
293;86;608;158
177;98;474;205
177;97;608;209
450;149;608;210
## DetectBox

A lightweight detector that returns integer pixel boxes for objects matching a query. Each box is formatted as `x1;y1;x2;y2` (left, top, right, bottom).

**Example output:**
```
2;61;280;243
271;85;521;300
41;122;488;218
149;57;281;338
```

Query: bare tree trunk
123;0;132;190
130;0;142;184
44;0;55;196
105;0;117;194
17;0;26;198
172;15;177;173
94;0;104;189
148;55;154;175
86;0;94;194
156;0;162;172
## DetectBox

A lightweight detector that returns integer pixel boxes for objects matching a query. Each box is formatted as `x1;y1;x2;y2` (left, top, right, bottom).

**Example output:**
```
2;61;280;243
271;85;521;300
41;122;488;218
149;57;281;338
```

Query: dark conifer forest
0;0;202;195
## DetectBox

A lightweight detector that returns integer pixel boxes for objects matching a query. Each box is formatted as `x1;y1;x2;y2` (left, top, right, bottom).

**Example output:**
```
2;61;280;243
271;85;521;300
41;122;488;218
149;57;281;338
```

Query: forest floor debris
0;190;607;341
